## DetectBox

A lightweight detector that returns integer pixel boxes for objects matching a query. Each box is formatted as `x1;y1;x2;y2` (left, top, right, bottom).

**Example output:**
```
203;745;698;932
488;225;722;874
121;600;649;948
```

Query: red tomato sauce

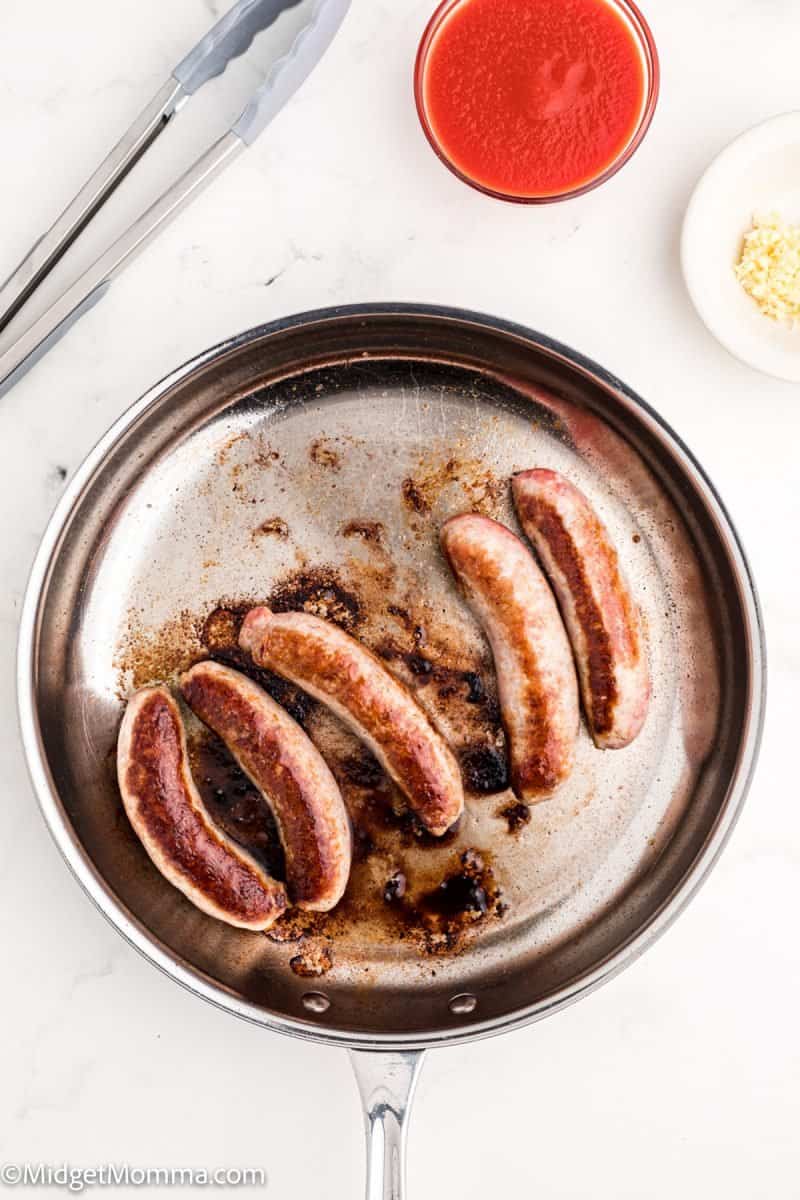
421;0;647;198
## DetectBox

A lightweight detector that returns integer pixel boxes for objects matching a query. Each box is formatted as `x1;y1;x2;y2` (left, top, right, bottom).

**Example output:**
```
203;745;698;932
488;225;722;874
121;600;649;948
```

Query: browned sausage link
238;609;464;837
181;661;351;912
440;513;579;802
512;469;651;749
117;687;287;930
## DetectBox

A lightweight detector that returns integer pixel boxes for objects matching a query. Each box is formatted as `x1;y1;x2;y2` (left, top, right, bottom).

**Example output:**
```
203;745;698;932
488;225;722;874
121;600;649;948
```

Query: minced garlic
734;212;800;325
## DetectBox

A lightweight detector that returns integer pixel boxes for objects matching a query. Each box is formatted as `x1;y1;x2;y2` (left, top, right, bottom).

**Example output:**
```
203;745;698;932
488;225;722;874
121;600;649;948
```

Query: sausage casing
117;686;288;930
441;513;579;802
238;609;464;837
181;661;351;912
512;468;651;749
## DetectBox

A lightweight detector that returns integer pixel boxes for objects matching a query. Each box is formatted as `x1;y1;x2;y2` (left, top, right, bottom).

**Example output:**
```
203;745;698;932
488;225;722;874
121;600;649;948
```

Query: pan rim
16;302;767;1051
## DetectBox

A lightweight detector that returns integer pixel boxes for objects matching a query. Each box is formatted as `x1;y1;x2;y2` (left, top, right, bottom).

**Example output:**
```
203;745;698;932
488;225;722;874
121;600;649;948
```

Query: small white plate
681;111;800;382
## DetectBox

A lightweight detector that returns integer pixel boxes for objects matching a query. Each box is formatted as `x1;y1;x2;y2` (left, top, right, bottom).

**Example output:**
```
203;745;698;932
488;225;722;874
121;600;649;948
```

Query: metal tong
0;0;350;396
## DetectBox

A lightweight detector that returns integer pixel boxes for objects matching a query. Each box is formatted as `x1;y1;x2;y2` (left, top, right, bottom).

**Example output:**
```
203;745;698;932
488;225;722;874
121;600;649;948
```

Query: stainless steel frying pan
17;305;765;1199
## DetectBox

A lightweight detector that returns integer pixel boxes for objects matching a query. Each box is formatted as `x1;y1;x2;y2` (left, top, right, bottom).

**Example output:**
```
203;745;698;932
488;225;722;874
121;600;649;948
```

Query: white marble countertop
1;1;798;1196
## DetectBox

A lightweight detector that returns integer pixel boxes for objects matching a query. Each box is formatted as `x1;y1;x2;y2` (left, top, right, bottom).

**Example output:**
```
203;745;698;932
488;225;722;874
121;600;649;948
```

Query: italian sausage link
440;513;579;802
181;661;351;912
238;610;464;837
117;687;288;930
512;468;651;749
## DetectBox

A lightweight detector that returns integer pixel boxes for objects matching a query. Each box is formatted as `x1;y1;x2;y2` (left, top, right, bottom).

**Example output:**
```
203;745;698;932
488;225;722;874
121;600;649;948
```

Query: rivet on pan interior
449;993;478;1016
302;992;331;1014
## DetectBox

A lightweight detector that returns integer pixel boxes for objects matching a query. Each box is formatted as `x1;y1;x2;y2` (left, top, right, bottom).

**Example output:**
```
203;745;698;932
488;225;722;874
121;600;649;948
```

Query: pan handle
349;1049;426;1200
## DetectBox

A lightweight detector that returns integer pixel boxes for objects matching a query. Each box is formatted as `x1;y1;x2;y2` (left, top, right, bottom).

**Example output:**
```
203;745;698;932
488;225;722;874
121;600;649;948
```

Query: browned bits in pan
339;750;385;790
268;566;364;632
290;944;334;977
402;477;430;514
499;801;532;834
459;745;509;795
383;872;407;903
265;909;325;944
203;605;245;653
254;516;290;539
309;438;341;470
400;454;505;527
405;849;505;953
341;520;385;545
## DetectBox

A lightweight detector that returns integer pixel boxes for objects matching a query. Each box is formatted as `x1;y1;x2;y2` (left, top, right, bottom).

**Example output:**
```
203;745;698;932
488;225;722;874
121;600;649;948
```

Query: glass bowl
414;0;660;204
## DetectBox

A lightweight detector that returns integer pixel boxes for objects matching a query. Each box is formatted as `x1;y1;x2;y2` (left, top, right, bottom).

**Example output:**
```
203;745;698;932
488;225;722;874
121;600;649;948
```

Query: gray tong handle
0;78;185;340
0;0;350;344
0;134;243;398
177;0;352;146
0;0;351;396
174;0;305;94
231;0;351;145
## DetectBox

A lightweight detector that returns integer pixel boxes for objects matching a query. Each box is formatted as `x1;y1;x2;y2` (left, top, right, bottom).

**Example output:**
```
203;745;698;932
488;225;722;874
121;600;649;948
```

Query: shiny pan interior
18;305;765;1049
